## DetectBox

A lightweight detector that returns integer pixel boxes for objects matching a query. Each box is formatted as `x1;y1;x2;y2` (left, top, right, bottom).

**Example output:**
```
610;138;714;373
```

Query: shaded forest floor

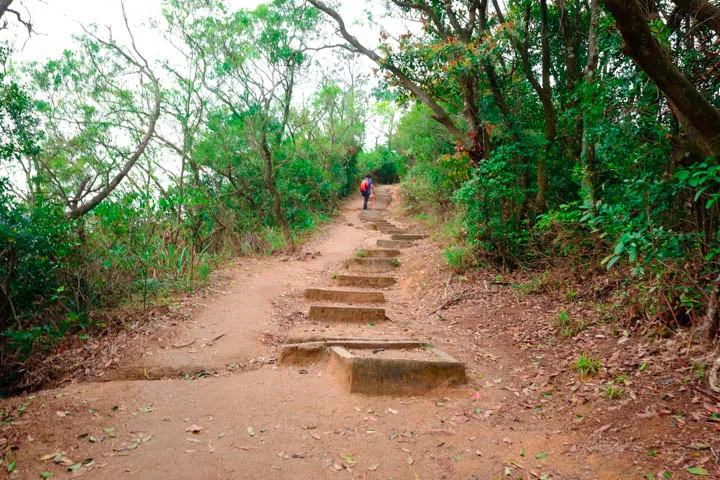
0;187;718;479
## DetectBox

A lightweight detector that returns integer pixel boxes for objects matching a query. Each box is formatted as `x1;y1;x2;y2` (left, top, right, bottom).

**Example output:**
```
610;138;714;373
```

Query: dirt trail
1;187;716;479
104;209;377;380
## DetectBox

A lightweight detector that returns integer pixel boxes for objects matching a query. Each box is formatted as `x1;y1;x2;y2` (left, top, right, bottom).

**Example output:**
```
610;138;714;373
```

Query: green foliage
602;385;624;400
357;147;404;184
554;309;587;338
575;352;602;378
453;148;530;264
444;246;473;273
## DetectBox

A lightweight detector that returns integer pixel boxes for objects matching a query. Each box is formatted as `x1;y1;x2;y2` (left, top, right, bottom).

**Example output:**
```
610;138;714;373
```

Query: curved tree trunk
605;0;720;157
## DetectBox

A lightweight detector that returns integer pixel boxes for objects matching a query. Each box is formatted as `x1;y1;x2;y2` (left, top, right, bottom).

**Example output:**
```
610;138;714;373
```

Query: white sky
0;0;415;145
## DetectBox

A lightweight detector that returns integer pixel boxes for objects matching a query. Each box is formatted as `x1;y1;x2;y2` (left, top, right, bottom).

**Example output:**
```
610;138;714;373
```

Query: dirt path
1;187;718;479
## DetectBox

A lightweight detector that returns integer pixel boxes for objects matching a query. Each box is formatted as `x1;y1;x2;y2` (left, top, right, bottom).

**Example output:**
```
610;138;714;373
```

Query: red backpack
360;179;369;193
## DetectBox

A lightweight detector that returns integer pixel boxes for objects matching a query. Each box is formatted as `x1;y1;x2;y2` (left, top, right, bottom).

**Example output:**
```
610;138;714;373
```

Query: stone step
377;239;414;249
380;229;406;234
280;338;427;365
391;234;428;241
345;257;398;273
304;288;384;303
309;305;385;323
329;346;466;395
335;275;396;288
356;249;401;258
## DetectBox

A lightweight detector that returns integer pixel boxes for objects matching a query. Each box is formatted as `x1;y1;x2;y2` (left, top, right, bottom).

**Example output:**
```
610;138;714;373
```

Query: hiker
360;174;374;210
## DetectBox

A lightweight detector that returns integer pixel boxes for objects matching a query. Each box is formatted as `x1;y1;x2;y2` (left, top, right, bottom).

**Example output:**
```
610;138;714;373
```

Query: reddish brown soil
1;187;718;479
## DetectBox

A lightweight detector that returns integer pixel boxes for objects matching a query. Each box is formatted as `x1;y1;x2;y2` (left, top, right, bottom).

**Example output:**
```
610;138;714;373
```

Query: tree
605;0;720;157
28;5;160;218
307;0;485;163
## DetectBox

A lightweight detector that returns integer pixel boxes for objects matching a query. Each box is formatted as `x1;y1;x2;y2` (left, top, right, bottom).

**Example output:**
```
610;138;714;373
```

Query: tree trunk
260;130;295;252
536;0;556;211
671;0;720;36
604;0;720;157
0;0;13;21
581;0;601;207
699;272;720;340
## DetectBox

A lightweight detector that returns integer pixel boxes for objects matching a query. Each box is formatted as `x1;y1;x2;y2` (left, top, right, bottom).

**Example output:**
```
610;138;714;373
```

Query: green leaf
686;467;708;476
7;461;16;472
39;472;54;478
536;452;548;459
342;454;356;464
69;463;82;472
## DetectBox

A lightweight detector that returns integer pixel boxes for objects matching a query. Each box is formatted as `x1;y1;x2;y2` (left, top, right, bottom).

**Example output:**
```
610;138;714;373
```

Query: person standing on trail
360;173;374;210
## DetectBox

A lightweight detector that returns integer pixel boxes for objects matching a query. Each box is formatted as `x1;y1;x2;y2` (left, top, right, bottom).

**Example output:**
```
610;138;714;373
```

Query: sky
0;0;412;145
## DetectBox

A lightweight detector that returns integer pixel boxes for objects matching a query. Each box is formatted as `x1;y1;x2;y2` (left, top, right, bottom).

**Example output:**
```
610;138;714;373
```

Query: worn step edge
329;346;467;395
391;234;429;241
279;339;428;366
304;288;384;303
377;239;415;249
356;249;401;258
308;305;386;323
344;258;398;273
334;275;396;288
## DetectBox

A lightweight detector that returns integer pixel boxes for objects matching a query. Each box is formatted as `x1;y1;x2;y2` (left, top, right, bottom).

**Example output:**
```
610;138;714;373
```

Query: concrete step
345;257;398;273
335;275;396;288
309;305;385;323
377;239;414;249
304;288;384;303
279;338;427;365
356;249;401;258
391;234;428;241
329;346;466;394
380;229;406;234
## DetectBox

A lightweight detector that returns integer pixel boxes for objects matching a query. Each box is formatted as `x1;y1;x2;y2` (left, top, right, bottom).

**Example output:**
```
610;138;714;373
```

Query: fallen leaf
342;454;356;464
247;427;255;437
686;467;708;476
311;433;321;441
186;425;203;434
368;463;380;471
39;472;54;478
388;408;398;415
406;456;414;465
